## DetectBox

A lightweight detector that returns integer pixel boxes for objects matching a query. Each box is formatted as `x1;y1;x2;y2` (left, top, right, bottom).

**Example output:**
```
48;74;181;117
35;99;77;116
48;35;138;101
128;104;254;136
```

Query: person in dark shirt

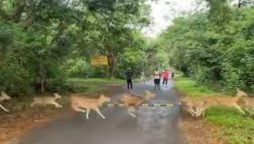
125;68;133;90
171;72;175;79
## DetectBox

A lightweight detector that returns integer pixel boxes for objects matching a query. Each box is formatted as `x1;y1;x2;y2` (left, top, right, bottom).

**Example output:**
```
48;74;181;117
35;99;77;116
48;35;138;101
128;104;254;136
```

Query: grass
66;78;124;94
206;107;254;144
175;77;223;97
176;76;254;144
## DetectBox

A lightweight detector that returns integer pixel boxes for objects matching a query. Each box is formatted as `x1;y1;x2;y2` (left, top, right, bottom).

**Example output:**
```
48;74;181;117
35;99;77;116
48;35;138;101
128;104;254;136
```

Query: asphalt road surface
18;80;186;144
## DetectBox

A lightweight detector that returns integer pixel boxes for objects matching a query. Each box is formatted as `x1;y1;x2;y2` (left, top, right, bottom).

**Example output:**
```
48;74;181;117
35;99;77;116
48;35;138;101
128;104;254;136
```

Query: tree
156;1;254;91
0;0;151;95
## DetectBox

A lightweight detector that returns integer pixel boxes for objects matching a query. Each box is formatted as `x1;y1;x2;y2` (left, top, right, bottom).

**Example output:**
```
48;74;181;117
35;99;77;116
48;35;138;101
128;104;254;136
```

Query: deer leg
52;101;62;108
0;104;9;112
188;106;199;117
201;107;207;117
196;106;206;117
233;104;245;115
127;106;137;118
95;108;106;119
194;107;201;117
86;109;90;119
30;102;37;107
72;105;86;113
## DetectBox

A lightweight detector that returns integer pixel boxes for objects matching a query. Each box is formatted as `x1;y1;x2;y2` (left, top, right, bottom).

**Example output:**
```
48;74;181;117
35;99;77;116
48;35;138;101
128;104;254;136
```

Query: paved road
18;80;186;144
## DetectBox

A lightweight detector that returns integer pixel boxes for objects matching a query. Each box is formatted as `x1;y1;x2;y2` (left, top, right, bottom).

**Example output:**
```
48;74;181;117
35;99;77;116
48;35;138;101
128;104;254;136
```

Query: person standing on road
171;71;175;79
153;69;161;90
125;68;133;90
141;71;145;84
162;69;170;87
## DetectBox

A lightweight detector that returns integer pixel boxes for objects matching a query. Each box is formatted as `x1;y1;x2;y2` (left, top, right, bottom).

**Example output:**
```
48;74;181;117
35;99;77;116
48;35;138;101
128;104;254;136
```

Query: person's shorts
154;79;160;84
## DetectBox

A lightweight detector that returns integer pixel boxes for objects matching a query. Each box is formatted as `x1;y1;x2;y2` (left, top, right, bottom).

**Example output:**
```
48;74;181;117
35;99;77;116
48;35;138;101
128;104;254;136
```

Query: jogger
162;69;170;86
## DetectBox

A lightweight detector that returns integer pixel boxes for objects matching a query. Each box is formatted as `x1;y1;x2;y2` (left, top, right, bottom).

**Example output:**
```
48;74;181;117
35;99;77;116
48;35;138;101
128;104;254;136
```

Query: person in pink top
162;69;170;86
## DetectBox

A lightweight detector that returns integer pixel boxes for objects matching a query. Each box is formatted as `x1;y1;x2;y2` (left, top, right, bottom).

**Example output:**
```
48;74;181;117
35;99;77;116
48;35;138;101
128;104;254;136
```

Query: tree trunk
238;0;242;8
39;63;46;93
107;55;114;79
0;3;9;20
23;13;35;27
11;0;26;22
40;77;45;93
50;21;66;44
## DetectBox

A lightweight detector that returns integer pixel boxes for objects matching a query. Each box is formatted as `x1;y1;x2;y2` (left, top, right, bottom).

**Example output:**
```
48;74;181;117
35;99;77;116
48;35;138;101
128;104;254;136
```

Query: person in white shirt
153;70;161;90
141;71;145;84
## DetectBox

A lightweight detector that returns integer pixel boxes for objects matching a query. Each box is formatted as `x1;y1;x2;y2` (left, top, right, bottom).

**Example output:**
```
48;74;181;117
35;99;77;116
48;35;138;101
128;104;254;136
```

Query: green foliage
63;58;90;78
158;2;254;91
0;0;150;95
115;32;149;78
0;62;32;96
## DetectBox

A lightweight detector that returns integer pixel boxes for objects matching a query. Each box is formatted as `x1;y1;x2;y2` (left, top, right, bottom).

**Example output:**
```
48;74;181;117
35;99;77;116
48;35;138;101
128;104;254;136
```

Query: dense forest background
156;0;254;91
0;0;253;96
0;0;168;96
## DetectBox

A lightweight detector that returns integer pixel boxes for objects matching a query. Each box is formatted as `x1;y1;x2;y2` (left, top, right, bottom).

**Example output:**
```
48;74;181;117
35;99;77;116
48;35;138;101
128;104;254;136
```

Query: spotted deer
30;93;62;108
120;90;156;118
180;88;247;117
70;94;110;119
